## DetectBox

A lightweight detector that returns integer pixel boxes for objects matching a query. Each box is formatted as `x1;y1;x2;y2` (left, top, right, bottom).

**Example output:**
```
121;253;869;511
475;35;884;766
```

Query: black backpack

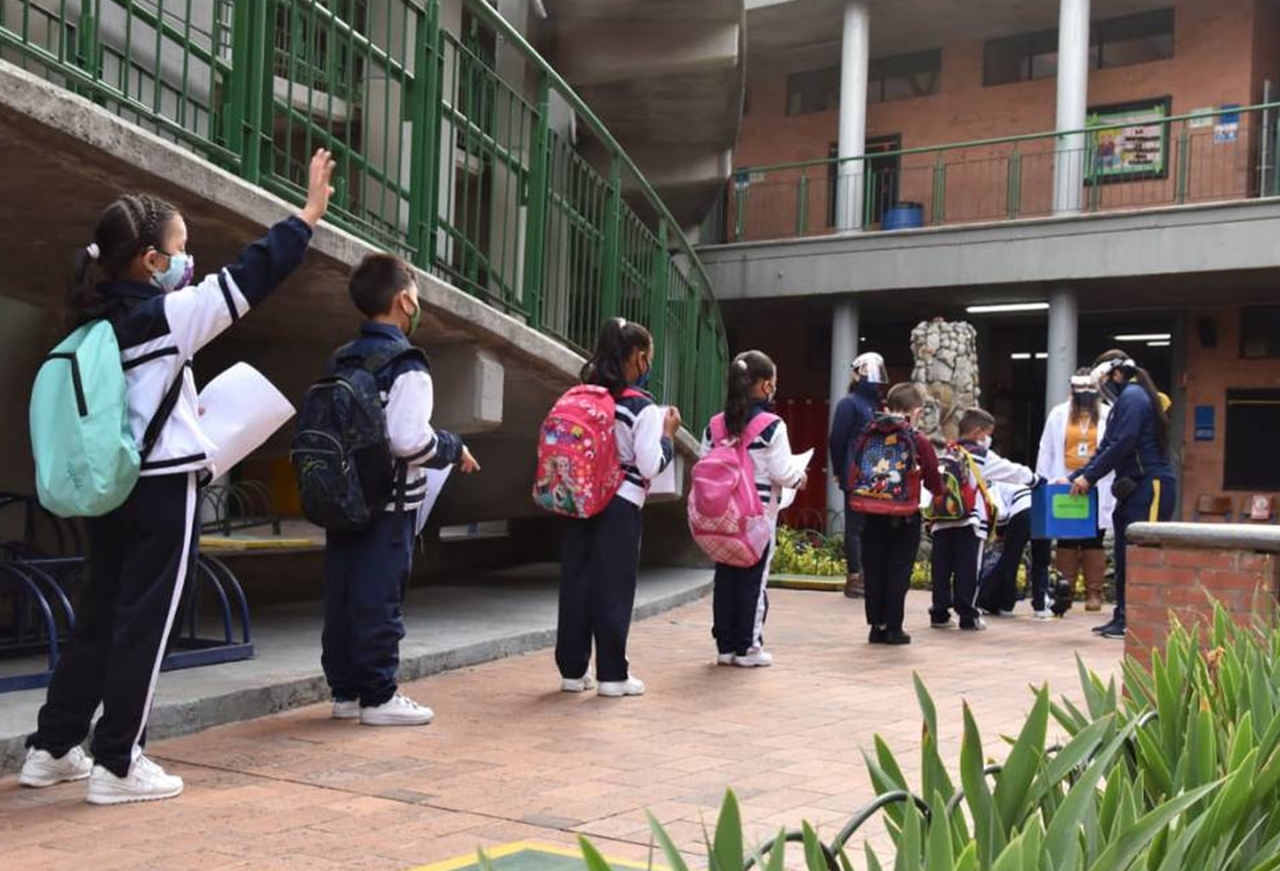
291;343;428;532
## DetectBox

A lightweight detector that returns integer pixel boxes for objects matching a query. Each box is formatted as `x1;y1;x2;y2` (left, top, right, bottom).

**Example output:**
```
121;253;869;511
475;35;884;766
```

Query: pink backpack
687;412;780;567
532;385;640;518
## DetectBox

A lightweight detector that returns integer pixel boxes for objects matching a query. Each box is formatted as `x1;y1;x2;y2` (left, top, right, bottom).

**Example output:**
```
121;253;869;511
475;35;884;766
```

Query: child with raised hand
21;150;335;805
555;318;679;698
701;351;806;668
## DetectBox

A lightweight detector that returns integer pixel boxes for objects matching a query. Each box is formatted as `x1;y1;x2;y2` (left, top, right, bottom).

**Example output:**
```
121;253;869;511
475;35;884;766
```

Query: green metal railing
724;102;1280;244
0;0;727;426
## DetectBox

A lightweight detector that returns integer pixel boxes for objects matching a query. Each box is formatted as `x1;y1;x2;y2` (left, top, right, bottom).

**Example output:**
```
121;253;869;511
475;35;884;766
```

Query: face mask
978;435;993;450
1072;391;1099;407
1099;379;1122;403
151;252;194;292
634;368;651;390
406;294;422;334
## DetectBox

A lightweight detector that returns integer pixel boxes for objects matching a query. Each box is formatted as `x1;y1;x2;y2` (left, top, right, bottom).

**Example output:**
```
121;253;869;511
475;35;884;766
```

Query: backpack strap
139;364;186;463
739;412;780;447
709;413;728;446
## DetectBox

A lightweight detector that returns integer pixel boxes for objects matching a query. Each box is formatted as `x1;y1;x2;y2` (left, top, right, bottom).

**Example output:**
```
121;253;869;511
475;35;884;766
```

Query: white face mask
978;435;993;450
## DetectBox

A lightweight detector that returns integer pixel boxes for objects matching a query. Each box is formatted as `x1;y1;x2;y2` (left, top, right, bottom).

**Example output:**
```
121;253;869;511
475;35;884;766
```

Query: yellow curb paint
407;841;668;871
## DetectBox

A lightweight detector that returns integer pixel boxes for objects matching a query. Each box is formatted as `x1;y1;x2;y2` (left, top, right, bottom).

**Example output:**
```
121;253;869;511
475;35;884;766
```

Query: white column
828;298;859;534
1046;286;1079;415
1053;0;1091;214
835;1;870;232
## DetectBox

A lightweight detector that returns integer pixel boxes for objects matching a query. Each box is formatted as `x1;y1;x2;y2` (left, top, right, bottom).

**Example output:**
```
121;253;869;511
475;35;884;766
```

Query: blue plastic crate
1031;484;1099;540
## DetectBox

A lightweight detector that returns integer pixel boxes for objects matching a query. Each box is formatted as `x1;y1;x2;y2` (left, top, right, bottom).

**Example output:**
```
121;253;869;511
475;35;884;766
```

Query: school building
697;0;1280;527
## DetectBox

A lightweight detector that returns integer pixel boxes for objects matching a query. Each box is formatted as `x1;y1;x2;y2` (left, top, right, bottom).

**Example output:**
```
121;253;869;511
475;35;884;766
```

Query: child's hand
300;149;337;227
663;405;683;437
457;446;481;474
796;472;809;491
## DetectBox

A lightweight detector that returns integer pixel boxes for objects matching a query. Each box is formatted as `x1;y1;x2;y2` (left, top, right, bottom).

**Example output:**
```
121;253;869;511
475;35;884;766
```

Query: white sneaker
19;747;93;788
715;653;736;666
1033;609;1053;620
86;755;183;805
597;675;646;697
331;699;360;720
560;673;596;693
360;693;435;726
734;648;774;668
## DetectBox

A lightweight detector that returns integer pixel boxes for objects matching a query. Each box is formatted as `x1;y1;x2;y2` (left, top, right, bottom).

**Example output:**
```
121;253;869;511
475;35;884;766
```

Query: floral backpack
532;385;641;518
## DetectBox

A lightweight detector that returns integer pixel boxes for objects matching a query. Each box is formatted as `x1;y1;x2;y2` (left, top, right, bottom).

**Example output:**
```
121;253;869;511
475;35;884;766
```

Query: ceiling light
1147;340;1171;347
1114;333;1172;342
1011;353;1032;360
967;303;1051;314
1035;352;1049;360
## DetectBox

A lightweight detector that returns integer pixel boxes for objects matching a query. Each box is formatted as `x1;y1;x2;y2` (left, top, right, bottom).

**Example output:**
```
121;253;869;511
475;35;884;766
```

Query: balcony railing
0;0;727;427
720;102;1280;244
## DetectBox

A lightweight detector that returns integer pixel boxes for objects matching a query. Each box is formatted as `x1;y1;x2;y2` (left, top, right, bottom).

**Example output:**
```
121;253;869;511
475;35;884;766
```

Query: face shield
851;352;887;385
1090;358;1135;402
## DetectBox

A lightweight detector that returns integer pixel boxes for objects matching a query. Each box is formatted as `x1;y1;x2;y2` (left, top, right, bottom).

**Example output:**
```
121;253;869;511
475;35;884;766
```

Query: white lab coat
1036;401;1115;533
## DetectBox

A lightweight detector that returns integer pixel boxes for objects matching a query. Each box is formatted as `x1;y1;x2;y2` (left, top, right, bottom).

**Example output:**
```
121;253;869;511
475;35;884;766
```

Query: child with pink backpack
536;318;680;698
693;351;807;668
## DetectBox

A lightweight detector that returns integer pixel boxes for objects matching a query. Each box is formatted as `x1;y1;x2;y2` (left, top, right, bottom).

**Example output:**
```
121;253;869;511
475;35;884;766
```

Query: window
1240;306;1280;359
1224;389;1280;490
984;9;1173;86
786;50;941;115
786;67;839;116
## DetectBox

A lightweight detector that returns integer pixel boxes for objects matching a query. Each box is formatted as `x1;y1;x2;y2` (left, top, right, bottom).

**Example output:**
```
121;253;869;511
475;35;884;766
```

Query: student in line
828;352;888;599
321;255;480;727
555;319;680;698
701;351;807;668
859;383;945;645
21;151;335;804
980;480;1052;618
1069;351;1176;640
1038;369;1114;613
930;409;1041;631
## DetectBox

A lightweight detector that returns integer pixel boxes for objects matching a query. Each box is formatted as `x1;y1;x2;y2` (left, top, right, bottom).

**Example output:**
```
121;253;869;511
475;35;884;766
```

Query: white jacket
1036;401;1115;533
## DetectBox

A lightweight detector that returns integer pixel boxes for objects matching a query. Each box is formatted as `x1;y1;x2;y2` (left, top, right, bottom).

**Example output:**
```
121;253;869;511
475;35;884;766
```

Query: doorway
827;135;902;228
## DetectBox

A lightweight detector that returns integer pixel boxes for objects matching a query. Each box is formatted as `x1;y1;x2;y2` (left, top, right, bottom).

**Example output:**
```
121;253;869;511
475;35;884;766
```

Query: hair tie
85;243;100;261
733;359;748;371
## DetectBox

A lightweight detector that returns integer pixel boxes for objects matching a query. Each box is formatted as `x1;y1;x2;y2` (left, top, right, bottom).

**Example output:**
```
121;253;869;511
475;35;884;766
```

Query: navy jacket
1073;383;1174;485
829;382;881;491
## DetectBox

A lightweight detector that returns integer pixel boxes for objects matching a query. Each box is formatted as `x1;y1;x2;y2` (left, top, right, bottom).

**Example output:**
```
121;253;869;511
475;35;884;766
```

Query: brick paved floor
0;590;1121;871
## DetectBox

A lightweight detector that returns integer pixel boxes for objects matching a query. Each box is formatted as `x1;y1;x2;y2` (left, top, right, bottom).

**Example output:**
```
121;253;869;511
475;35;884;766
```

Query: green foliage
531;604;1280;871
772;526;847;577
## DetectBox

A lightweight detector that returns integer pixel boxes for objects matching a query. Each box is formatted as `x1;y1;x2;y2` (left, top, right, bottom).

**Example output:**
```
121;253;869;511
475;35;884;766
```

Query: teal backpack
30;319;181;518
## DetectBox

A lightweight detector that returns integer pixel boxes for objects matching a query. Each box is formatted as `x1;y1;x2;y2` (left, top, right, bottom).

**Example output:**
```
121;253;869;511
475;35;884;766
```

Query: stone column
835;0;870;232
828;298;859;533
1046;286;1079;414
1053;0;1091;214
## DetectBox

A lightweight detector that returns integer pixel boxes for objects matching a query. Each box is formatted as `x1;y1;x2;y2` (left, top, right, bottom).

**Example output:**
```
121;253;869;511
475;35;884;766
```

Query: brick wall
1125;536;1278;664
733;0;1270;239
1180;306;1280;519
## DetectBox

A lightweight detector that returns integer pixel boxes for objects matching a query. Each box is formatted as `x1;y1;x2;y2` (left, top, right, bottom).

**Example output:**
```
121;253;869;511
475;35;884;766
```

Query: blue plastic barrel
882;203;924;231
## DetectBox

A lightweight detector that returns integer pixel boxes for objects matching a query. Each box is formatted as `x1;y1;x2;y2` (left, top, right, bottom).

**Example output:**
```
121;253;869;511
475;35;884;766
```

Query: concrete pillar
1053;0;1091;214
1046;286;1079;415
835;1;870;232
828;298;859;533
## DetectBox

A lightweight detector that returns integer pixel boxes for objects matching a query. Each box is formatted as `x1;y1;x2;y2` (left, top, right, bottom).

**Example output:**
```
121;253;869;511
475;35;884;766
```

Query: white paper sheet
415;466;453;536
648;454;682;501
779;448;815;511
198;363;295;478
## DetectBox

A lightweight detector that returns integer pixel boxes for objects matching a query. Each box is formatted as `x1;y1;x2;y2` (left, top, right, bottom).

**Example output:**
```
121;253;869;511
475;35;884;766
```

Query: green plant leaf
713;790;744;871
959;702;1006;866
952;841;978;871
925;791;953;871
865;843;885;871
802;822;828;871
1043;716;1130;870
1084;781;1219;871
763;829;787;871
994;685;1049;832
1025;716;1111;812
579;837;616;871
895;800;923;871
646;811;693;871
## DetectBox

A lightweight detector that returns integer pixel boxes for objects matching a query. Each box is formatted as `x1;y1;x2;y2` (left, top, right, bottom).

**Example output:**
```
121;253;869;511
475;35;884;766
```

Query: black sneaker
930;615;953;629
868;626;888;644
883;629;912;645
1099;621;1127;640
959;618;988;632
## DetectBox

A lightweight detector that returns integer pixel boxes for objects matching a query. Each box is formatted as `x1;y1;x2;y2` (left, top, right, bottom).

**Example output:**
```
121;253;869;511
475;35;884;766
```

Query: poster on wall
1085;97;1172;184
1215;104;1241;144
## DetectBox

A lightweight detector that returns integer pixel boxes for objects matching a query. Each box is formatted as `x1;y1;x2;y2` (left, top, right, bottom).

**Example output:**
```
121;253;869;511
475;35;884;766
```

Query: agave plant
486;603;1280;871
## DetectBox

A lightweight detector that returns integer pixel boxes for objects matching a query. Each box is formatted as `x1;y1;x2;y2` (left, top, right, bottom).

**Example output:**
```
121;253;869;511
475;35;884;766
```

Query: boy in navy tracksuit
322;254;480;726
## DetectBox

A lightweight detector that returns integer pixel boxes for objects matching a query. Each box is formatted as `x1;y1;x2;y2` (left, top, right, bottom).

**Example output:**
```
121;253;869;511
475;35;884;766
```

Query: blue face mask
152;252;194;292
634;368;651;391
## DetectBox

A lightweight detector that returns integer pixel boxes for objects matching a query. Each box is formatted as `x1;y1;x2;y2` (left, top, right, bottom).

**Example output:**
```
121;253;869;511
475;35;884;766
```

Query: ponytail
581;317;652;397
68;193;179;325
723;350;775;435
